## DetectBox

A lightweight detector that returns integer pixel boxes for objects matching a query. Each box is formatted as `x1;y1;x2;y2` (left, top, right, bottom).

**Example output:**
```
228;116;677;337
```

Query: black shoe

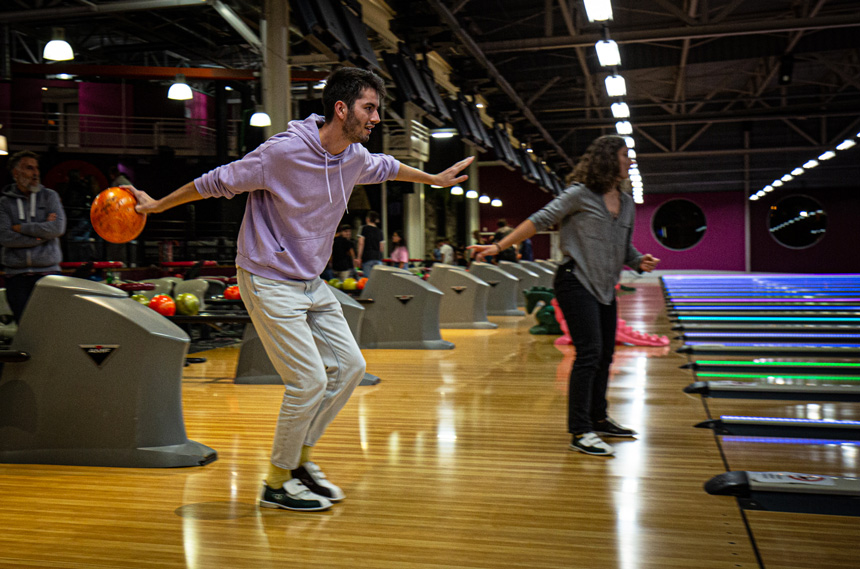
569;432;615;456
292;462;345;502
259;478;332;511
594;417;637;438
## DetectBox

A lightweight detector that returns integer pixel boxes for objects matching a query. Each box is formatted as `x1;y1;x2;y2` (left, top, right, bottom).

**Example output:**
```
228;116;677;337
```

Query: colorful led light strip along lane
685;332;860;339
686;341;860;348
697;372;860;380
673;306;860;311
678;316;860;321
721;437;860;445
672;299;860;303
720;415;860;425
696;360;860;368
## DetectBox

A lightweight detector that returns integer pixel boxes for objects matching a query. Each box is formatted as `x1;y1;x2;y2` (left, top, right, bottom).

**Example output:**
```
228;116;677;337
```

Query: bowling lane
696;397;860;569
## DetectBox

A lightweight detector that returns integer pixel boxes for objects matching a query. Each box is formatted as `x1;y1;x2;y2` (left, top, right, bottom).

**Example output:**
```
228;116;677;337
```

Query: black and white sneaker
570;432;615;456
259;478;332;511
292;462;346;502
594;417;637;438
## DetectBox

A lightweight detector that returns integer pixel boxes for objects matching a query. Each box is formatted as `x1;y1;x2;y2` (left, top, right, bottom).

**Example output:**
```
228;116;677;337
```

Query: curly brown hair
565;135;627;195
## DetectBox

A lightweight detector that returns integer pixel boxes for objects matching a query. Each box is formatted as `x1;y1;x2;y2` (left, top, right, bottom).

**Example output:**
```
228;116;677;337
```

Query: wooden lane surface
3;283;763;568
700;396;860;569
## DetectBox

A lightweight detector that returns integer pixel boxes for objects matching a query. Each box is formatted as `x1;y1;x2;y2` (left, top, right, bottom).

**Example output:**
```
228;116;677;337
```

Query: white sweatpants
238;268;365;469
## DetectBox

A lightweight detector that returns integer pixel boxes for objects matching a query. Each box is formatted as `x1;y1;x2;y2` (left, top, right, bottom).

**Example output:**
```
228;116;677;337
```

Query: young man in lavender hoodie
130;68;472;512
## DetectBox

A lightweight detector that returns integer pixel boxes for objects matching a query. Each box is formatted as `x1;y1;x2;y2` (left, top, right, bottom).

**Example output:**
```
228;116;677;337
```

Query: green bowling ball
175;293;200;316
342;277;357;290
328;278;343;289
130;294;150;305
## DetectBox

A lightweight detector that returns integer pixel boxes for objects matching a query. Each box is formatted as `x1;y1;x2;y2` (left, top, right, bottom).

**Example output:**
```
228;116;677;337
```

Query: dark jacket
0;184;66;275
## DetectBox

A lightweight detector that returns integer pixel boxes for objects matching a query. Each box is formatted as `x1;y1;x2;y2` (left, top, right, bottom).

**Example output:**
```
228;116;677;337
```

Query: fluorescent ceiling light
450;185;464;195
465;190;478;199
491;199;502;207
611;102;630;118
818;151;836;160
780;174;794;182
772;180;783;187
836;139;856;150
478;195;491;204
595;40;621;67
624;136;635;148
615;121;633;135
604;75;626;97
584;0;613;22
803;160;819;169
791;167;804;176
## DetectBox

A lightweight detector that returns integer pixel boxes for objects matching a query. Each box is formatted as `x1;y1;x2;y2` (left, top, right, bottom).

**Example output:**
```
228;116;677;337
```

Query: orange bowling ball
90;186;147;243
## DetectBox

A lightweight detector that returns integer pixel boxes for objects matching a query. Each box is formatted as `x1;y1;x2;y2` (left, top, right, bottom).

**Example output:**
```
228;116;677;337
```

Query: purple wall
632;191;747;271
478;165;554;257
749;187;860;273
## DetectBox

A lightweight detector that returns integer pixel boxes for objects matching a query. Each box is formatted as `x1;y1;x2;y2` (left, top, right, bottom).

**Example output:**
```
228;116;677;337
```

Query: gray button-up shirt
529;183;642;305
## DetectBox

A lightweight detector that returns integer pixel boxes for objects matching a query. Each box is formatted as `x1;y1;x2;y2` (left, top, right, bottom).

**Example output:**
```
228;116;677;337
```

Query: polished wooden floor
2;280;858;568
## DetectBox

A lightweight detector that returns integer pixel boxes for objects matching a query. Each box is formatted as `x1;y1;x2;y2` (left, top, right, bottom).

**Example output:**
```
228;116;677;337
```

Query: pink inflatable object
550;299;669;347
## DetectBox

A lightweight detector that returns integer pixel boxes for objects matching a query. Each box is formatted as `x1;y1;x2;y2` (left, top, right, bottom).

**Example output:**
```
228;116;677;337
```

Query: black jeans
5;273;51;324
554;265;617;435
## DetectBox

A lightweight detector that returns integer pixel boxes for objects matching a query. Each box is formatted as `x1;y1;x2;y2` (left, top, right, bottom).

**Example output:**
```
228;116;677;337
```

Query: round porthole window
768;195;826;249
651;199;707;250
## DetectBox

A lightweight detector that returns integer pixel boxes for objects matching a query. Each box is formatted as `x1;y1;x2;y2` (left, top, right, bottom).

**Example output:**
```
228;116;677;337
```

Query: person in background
356;210;383;276
390;230;409;269
519;237;534;262
331;224;355;280
438;236;454;265
470;135;660;458
130;67;473;512
492;220;518;262
0;150;67;323
109;166;132;187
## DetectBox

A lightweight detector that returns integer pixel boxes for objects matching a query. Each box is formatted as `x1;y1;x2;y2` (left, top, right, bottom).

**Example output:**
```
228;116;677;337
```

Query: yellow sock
299;445;312;466
266;463;292;490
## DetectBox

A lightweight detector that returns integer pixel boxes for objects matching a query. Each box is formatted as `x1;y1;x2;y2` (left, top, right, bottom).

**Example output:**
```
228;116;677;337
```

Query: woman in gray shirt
471;135;659;456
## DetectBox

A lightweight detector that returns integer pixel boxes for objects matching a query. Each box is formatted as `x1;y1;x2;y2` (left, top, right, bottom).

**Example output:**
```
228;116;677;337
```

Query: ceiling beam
0;0;208;23
424;0;575;167
10;62;328;82
478;12;860;53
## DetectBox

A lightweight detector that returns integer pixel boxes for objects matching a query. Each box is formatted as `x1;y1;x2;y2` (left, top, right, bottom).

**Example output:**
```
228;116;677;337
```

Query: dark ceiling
3;0;860;197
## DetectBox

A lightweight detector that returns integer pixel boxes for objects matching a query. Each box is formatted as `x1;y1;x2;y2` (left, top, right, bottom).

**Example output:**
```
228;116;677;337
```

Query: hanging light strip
750;130;860;201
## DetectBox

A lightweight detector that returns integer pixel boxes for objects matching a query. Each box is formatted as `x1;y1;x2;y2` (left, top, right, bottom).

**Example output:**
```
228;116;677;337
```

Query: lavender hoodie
194;114;401;281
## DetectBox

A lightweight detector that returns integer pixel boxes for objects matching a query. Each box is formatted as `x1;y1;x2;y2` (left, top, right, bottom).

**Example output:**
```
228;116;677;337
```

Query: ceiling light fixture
450;185;464;195
249;106;272;127
615;121;633;135
465;190;478;199
167;74;193;101
604;74;626;97
43;28;74;61
478;195;491;204
611;102;630;118
595;40;621;67
584;0;613;22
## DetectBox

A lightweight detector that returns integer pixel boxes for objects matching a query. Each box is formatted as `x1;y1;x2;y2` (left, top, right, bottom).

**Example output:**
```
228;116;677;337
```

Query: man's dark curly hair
565;135;627;195
322;67;385;122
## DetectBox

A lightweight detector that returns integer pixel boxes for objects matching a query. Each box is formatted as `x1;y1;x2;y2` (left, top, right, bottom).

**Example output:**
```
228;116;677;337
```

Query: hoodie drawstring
324;153;332;205
339;161;348;214
323;153;349;213
16;198;25;221
30;193;37;219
